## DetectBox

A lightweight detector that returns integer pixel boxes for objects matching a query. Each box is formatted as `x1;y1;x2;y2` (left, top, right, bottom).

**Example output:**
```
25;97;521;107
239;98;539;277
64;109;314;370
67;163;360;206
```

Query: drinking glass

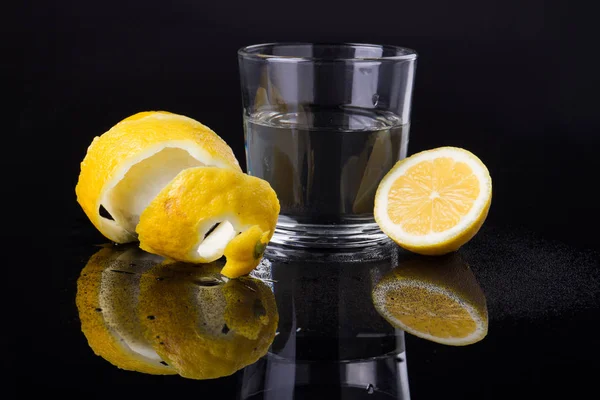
238;43;417;248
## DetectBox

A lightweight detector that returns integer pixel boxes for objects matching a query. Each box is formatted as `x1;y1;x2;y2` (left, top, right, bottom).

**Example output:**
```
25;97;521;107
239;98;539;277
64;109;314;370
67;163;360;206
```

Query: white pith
95;140;234;242
195;220;238;261
375;147;491;246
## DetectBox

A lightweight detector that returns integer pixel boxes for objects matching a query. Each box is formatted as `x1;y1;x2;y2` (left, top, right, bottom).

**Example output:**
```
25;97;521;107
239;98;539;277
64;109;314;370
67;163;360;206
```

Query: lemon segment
76;111;241;243
374;147;492;255
136;167;279;264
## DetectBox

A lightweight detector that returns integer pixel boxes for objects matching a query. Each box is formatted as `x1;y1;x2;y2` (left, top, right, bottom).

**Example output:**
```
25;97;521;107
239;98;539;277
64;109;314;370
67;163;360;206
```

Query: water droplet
366;384;375;394
372;94;379;106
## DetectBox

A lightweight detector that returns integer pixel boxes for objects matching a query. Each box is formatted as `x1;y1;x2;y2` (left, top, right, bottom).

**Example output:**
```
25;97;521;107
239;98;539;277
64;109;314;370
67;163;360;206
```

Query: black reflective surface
15;223;599;399
13;2;600;398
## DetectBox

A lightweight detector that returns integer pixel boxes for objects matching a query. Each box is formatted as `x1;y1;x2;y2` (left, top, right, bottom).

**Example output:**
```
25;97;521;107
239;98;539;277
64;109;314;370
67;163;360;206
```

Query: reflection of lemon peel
221;226;270;278
138;261;278;379
223;277;277;340
372;253;488;346
75;246;175;375
255;70;288;113
136;167;279;264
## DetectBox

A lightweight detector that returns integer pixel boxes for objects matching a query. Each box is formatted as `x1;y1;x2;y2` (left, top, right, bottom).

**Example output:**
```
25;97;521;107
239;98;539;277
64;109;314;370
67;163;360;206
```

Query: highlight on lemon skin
75;244;175;375
75;111;241;244
372;252;488;346
136;166;280;267
138;261;279;379
374;146;492;255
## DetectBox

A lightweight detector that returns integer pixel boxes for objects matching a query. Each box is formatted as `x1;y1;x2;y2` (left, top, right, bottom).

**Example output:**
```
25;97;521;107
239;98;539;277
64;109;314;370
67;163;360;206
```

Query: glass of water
238;43;417;248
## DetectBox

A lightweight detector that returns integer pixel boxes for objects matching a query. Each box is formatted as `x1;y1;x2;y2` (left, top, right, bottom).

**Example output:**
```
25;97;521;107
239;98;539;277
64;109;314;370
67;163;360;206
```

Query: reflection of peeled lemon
374;147;492;255
75;245;175;374
137;167;279;265
138;261;278;379
75;111;241;244
372;253;488;346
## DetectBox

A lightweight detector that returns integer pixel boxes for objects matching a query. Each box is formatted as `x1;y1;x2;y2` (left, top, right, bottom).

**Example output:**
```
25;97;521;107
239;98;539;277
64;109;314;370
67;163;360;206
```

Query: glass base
271;215;390;249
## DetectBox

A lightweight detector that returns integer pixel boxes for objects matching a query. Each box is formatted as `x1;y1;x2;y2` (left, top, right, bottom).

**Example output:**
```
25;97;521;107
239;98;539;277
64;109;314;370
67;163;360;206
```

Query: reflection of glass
239;246;411;399
372;253;488;346
239;43;416;249
75;244;278;379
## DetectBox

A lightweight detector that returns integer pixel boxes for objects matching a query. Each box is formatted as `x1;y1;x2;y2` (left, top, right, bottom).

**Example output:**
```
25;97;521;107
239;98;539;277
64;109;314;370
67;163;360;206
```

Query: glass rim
238;42;417;62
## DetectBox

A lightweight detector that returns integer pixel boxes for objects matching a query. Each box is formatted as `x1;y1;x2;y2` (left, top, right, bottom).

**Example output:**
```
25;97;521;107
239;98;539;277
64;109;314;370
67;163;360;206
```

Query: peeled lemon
75;111;241;244
136;167;279;268
374;147;492;255
76;111;280;277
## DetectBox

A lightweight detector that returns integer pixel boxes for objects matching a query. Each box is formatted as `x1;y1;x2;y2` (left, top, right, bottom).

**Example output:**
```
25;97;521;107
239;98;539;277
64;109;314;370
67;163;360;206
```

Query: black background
10;0;600;398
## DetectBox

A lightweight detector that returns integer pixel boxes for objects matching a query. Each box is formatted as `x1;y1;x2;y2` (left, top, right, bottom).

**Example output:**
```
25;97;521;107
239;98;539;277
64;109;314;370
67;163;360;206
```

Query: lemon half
374;147;492;255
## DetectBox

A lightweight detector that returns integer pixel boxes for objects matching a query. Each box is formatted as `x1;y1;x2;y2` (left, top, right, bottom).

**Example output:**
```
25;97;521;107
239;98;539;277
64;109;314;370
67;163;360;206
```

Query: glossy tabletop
15;222;599;399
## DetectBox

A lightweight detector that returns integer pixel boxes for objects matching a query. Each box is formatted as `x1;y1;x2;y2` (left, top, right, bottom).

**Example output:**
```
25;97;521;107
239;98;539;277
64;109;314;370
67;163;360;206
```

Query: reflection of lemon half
76;111;241;244
75;245;175;374
137;167;279;267
352;130;393;214
372;253;487;346
138;261;278;379
374;147;492;255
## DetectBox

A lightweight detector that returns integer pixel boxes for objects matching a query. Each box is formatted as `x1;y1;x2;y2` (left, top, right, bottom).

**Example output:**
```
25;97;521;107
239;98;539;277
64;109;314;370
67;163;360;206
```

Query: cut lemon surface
137;166;279;266
76;245;176;374
76;111;241;244
372;253;488;346
374;147;492;255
